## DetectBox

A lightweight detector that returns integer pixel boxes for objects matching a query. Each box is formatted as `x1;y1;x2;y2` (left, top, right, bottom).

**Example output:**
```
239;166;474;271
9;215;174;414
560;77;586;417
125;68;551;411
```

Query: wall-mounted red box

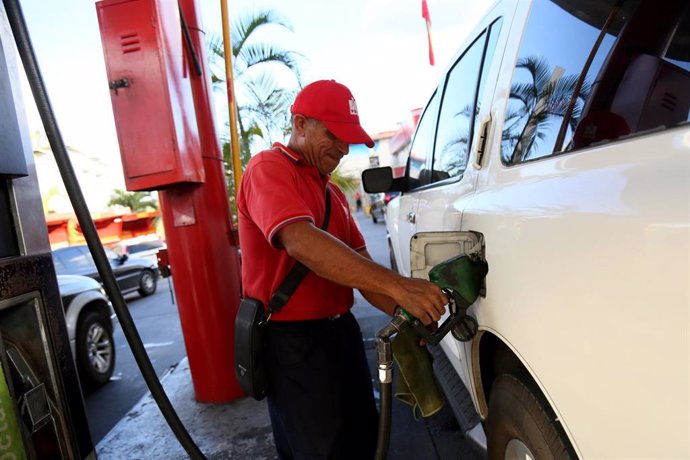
97;0;204;191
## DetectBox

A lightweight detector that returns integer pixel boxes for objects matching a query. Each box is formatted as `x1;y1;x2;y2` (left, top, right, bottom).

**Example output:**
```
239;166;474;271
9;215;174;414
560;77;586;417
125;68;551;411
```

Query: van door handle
407;211;416;223
474;114;492;169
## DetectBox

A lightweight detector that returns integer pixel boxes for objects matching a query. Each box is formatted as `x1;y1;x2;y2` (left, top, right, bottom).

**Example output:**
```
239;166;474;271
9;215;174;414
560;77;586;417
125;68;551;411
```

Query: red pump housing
97;0;204;190
97;0;243;402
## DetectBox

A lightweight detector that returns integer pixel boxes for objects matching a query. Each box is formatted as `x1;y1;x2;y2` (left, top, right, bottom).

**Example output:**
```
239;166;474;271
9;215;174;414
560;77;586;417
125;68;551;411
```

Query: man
237;80;447;460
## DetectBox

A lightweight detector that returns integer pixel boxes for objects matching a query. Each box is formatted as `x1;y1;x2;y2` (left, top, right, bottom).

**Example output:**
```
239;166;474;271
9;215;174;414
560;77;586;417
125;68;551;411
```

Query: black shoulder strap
268;188;331;312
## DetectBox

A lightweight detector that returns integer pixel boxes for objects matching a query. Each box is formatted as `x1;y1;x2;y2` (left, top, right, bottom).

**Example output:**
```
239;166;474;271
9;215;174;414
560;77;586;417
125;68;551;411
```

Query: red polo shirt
237;143;366;321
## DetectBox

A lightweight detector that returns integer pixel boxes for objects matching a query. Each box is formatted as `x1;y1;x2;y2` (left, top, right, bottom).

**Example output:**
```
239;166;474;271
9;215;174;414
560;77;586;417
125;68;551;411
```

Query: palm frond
207;7;303;177
330;170;359;193
232;9;293;58
236;44;302;76
108;189;158;212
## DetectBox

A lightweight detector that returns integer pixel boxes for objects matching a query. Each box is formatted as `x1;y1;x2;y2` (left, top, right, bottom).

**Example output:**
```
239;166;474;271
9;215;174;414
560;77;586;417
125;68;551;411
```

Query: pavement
95;293;483;459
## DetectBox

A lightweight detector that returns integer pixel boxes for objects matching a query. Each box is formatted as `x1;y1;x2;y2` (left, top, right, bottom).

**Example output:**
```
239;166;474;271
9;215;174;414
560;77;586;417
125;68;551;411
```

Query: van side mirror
362;167;405;193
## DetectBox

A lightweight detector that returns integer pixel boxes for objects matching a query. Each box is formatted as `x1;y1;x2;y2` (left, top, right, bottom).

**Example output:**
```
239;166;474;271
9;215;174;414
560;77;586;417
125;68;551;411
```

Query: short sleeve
242;156;315;247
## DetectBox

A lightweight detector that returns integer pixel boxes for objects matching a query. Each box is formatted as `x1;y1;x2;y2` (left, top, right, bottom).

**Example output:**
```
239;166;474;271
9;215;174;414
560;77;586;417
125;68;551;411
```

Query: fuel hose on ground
2;0;206;458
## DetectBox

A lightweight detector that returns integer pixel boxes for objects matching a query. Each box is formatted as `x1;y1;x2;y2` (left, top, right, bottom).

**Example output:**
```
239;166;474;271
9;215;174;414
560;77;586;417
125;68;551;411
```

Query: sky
18;0;493;171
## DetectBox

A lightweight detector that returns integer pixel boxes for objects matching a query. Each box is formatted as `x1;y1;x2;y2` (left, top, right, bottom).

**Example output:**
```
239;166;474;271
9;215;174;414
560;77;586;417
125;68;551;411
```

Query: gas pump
95;0;244;403
0;4;94;458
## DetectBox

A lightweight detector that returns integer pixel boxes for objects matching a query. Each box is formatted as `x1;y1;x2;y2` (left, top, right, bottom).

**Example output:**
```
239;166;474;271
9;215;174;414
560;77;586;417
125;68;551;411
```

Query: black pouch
234;297;267;400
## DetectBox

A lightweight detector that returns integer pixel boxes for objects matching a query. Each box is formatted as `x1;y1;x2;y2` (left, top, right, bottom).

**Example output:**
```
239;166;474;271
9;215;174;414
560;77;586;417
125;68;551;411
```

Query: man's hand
393;277;448;326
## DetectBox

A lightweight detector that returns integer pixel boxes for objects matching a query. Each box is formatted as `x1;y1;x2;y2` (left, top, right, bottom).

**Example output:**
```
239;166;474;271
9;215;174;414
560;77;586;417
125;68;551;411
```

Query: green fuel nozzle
399;254;489;345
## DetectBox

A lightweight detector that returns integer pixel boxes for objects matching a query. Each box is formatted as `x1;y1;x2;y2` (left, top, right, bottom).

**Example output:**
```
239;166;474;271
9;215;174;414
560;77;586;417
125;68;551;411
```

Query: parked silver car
57;274;116;389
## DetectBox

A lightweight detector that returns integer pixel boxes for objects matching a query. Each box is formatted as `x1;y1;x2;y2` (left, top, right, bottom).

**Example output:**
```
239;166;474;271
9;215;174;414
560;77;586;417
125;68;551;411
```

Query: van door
414;18;505;232
412;17;507;373
387;91;440;276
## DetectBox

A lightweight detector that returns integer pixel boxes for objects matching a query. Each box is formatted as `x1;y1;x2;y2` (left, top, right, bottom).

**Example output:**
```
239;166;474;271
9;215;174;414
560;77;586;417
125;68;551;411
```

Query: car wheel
137;269;157;297
76;311;115;388
486;374;574;460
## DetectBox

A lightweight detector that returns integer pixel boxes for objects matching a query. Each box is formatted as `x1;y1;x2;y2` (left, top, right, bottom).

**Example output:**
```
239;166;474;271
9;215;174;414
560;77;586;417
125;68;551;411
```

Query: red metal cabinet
97;0;204;191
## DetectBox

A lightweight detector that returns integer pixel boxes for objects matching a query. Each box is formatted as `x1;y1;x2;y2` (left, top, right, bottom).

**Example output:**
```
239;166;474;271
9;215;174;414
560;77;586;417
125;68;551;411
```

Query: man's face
296;117;349;175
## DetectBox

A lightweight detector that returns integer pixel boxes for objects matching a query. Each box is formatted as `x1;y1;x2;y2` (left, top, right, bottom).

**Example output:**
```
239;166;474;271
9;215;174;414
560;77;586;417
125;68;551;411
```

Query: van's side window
502;0;690;165
433;19;503;182
501;0;621;164
407;91;439;189
432;32;487;182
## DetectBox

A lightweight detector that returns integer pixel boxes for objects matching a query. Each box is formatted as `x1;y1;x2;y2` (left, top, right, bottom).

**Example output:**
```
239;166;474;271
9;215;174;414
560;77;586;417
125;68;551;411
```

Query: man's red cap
291;80;375;148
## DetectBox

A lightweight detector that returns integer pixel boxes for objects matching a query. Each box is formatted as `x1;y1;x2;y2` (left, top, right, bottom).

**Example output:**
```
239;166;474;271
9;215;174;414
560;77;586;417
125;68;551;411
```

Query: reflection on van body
367;0;690;458
503;0;690;164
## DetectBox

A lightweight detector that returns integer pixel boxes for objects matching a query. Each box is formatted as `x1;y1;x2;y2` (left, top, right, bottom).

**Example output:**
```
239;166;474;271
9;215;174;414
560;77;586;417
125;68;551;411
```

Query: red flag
421;0;435;66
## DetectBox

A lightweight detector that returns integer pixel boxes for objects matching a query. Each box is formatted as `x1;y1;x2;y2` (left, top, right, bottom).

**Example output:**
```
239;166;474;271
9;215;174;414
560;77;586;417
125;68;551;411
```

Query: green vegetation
107;189;158;212
208;9;303;184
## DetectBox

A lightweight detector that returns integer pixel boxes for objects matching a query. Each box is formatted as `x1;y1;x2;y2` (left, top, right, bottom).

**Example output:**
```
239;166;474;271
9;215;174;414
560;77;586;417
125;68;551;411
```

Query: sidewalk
96;299;481;459
96;356;275;459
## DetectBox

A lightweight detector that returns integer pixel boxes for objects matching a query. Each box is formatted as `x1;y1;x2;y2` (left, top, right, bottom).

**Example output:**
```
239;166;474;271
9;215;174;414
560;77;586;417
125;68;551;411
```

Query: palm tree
502;56;591;163
108;189;158;212
238;74;296;156
208;9;303;163
330;169;359;194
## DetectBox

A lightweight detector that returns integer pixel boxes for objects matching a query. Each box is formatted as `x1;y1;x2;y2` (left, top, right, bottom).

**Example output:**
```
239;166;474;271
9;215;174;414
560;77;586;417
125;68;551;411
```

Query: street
84;277;185;443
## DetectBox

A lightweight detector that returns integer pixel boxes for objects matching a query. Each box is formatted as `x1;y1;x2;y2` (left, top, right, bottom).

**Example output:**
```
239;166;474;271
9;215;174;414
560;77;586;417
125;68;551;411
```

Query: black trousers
264;311;378;460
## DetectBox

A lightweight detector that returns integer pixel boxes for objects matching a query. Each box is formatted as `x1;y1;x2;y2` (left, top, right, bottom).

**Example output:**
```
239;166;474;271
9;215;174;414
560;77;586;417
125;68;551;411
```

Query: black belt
267;311;351;328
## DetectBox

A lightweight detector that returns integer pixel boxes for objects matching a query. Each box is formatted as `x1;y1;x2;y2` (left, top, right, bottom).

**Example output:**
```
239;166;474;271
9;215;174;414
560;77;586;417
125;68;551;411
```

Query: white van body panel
388;0;690;457
466;127;690;458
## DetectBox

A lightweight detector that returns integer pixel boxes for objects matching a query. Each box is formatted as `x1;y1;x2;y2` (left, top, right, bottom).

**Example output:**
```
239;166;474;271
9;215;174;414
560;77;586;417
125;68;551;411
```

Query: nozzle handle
404;289;478;345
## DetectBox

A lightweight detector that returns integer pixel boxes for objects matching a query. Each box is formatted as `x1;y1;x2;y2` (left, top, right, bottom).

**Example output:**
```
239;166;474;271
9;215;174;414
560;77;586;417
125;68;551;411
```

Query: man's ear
292;114;307;137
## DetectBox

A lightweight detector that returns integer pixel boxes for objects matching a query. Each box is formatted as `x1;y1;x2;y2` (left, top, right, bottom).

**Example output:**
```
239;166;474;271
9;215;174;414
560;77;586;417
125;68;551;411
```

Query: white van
363;0;689;458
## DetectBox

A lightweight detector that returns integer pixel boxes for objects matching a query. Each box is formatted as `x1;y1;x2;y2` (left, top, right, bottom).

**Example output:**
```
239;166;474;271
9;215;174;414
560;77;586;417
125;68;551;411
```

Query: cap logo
348;97;359;116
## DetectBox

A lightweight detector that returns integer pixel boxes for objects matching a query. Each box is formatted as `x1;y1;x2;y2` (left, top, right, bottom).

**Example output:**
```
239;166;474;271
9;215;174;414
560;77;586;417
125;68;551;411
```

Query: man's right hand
393;277;448;326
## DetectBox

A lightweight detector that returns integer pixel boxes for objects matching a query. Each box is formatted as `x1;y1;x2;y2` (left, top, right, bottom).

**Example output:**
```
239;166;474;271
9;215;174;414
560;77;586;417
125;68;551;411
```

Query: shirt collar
272;142;331;185
273;142;301;163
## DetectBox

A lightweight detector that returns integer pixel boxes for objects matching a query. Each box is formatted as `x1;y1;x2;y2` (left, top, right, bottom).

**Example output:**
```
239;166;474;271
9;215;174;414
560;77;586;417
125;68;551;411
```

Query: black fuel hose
374;314;409;460
375;381;392;460
2;1;206;458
